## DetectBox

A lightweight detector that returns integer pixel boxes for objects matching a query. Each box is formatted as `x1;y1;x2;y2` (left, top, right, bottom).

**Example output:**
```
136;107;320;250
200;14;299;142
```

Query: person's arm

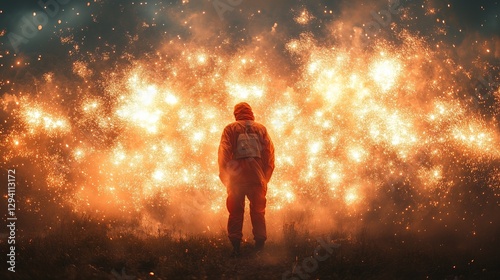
261;128;275;183
218;126;232;186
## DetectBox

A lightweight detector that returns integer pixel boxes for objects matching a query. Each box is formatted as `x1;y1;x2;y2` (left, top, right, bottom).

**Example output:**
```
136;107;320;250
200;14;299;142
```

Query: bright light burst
1;3;499;236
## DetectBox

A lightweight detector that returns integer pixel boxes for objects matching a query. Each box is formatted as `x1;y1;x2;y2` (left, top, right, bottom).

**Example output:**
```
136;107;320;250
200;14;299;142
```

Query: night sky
0;1;498;64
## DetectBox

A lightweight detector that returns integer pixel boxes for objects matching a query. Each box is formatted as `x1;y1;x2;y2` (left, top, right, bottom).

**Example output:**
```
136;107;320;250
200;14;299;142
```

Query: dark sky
0;0;498;56
0;0;498;94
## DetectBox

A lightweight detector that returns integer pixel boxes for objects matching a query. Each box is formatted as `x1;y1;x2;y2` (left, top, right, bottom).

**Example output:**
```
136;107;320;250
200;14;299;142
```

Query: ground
2;217;499;280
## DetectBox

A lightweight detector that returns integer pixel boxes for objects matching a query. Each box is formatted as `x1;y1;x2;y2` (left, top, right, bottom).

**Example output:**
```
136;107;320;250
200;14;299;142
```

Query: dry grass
2;217;499;280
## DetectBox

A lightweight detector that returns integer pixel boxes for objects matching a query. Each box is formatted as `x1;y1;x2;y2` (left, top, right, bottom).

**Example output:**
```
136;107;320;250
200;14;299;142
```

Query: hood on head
233;102;255;121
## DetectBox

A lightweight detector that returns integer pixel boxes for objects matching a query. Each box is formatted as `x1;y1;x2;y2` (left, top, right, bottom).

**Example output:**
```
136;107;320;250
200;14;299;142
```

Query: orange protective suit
218;102;275;243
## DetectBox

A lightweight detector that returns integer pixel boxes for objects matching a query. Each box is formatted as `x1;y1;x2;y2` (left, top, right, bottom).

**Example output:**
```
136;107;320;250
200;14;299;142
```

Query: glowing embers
307;53;349;106
4;27;500;234
370;56;402;92
269;182;296;210
115;73;180;134
225;83;264;100
294;9;314;25
344;187;360;205
452;120;498;155
22;105;70;135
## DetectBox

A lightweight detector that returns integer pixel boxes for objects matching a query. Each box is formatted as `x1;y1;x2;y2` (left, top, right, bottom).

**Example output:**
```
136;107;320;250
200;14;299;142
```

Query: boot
230;240;241;257
255;239;265;251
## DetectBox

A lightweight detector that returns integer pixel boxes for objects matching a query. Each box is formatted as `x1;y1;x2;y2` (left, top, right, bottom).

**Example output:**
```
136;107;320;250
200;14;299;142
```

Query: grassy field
2;215;499;280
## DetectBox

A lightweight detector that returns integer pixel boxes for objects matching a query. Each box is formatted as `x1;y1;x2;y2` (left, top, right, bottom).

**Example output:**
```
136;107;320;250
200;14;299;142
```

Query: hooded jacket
218;103;275;188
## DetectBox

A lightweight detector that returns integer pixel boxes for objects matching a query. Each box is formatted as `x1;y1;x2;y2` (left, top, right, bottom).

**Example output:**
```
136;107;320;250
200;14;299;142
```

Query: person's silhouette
218;102;275;256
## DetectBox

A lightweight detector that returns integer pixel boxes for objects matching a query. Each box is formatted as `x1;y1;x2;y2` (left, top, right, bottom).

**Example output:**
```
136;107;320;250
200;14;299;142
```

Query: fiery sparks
1;1;499;238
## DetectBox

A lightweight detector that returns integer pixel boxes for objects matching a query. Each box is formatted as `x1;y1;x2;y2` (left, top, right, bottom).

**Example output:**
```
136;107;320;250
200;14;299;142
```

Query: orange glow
3;28;500;235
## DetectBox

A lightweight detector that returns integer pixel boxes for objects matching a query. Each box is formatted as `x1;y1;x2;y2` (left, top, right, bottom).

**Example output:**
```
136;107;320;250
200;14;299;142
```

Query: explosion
1;0;499;240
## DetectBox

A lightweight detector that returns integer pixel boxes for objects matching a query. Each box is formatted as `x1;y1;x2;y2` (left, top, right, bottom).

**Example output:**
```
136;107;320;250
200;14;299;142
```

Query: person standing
218;102;275;256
